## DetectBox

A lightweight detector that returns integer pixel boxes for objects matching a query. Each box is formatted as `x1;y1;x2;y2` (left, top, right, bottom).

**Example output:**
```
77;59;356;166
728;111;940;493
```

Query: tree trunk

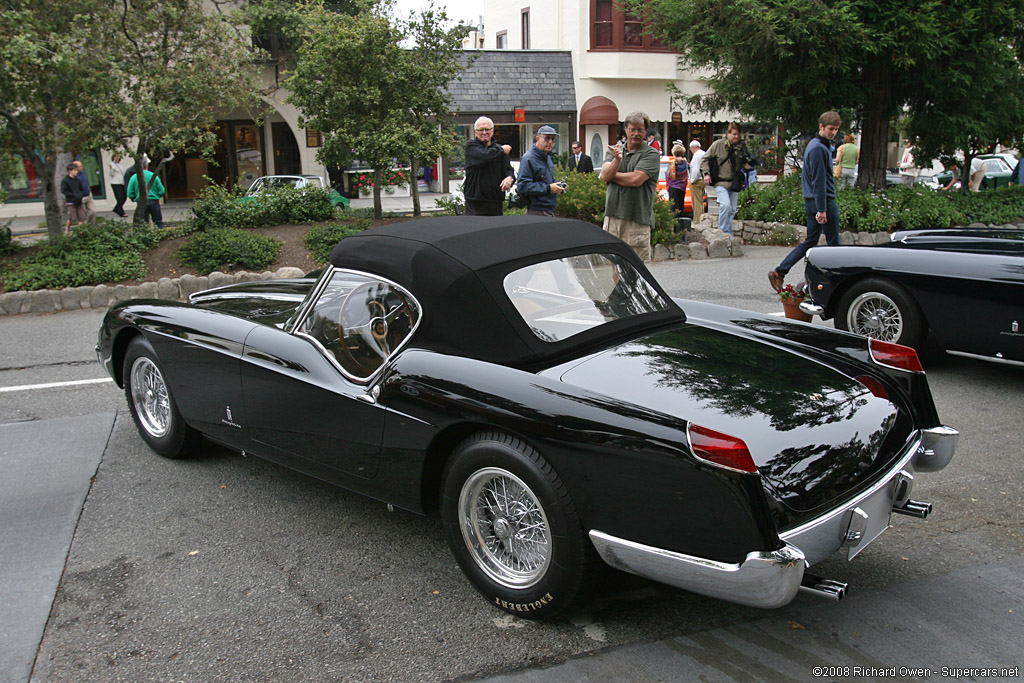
856;60;896;190
372;169;383;219
409;158;421;217
43;157;65;242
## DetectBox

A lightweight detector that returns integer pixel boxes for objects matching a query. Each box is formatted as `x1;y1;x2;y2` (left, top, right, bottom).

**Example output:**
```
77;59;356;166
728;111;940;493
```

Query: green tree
1;0;120;241
643;0;1024;189
285;1;466;218
110;0;265;223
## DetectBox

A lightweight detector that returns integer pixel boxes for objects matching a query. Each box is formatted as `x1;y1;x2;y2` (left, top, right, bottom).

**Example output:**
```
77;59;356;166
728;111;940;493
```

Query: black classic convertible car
97;217;958;618
799;228;1024;366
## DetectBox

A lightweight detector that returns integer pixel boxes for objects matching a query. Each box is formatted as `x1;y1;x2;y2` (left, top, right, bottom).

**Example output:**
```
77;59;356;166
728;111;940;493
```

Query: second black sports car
800;228;1024;366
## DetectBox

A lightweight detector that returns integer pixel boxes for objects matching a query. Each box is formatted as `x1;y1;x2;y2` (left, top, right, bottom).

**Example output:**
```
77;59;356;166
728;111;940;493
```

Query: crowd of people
463;113;763;262
59;153;168;232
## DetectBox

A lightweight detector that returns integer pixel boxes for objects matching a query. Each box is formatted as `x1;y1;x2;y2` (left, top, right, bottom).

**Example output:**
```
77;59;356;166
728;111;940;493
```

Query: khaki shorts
603;215;651;261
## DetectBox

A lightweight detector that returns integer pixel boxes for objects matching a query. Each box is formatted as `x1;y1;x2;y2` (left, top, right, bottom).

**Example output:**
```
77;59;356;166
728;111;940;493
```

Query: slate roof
448;50;577;113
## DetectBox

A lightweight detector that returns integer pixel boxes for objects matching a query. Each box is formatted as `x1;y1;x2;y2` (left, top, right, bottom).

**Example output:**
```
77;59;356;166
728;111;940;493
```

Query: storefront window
2;150;104;202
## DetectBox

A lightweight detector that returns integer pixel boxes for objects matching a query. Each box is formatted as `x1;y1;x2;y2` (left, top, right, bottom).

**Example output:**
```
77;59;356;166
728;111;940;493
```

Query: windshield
503;253;670;342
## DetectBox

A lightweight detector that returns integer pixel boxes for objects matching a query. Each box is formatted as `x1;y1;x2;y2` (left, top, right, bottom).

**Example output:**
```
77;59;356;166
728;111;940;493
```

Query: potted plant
382;168;407;195
777;283;813;322
354;174;372;197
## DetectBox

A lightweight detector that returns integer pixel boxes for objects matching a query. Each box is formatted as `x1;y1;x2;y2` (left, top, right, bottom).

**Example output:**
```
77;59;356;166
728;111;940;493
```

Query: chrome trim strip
589;530;806;609
288;266;337;334
915;425;958;472
189;291;307;304
780;432;922;565
946;350;1024;368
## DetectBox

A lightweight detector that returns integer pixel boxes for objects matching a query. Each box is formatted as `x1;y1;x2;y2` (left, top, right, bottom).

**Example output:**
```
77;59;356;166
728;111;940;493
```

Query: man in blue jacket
768;110;842;292
517;125;565;216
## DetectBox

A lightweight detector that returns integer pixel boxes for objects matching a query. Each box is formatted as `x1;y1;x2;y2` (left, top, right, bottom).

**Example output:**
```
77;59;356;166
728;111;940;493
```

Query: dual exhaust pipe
799;494;934;603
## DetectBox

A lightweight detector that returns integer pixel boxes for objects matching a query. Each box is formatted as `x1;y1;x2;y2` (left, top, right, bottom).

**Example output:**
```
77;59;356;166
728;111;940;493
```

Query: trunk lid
556;323;908;513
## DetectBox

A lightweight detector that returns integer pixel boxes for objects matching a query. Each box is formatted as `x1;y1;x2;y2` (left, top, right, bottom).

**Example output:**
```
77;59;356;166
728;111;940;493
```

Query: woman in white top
109;154;128;217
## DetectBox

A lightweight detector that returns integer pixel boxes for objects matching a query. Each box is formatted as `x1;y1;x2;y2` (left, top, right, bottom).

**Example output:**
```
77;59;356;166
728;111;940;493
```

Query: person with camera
600;111;661;261
700;122;751;235
768;111;843;292
516;125;565;216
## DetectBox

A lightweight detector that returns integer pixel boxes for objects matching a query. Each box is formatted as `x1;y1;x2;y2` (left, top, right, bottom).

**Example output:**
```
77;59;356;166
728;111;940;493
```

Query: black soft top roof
328;216;684;368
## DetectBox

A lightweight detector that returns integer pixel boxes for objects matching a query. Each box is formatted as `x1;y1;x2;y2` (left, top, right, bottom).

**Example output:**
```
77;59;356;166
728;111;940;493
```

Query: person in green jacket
126;161;166;227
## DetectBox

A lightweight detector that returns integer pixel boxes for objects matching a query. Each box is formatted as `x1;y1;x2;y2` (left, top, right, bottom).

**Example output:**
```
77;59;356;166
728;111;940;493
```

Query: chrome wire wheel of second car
130;355;170;438
835;276;926;349
459;467;551;588
845;291;904;342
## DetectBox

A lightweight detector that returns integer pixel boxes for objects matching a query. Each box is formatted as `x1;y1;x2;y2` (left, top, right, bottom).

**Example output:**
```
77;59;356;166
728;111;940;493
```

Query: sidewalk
7;192;453;240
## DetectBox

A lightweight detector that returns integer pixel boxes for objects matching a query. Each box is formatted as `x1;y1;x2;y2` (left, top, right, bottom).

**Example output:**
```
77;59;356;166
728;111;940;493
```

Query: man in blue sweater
517;125;565;216
769;110;842;292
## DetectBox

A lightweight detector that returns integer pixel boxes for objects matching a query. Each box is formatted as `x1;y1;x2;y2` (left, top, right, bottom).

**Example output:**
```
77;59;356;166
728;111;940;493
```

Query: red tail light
869;338;924;373
855;375;889;400
687;424;757;473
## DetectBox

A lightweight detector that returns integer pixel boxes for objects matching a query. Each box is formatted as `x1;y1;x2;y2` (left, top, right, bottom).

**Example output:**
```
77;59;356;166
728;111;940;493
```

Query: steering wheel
336;282;415;376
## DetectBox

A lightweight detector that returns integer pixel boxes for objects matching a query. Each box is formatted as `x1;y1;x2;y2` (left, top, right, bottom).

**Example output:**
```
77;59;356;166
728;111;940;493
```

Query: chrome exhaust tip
894;499;932;518
799;573;848;602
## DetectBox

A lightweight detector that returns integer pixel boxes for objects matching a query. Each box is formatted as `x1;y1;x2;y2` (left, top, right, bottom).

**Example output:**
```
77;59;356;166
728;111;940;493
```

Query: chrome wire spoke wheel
847;291;903;342
459;467;551;589
130;356;171;438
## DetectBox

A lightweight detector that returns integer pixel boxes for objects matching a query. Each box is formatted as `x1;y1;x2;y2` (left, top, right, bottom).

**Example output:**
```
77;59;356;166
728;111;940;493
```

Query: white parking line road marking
0;378;114;393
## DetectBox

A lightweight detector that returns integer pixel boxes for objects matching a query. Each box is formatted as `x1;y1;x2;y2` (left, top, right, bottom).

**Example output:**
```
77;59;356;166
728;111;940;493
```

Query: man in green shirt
600;111;661;261
126;161;166;228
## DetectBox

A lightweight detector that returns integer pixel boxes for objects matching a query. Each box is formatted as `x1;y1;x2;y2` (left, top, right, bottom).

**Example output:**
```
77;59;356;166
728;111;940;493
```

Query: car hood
556;323;907;514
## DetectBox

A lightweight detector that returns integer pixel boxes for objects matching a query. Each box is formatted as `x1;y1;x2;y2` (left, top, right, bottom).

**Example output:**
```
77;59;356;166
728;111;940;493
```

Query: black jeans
112;184;127;215
777;198;840;276
144;199;164;228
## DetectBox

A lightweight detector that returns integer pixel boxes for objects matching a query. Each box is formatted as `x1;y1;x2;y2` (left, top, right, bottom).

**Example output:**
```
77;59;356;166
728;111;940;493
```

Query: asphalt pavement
1;234;1021;682
0;413;114;683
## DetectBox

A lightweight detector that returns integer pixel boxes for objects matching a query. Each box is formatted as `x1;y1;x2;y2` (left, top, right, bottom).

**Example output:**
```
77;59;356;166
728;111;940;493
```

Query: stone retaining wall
650;217;892;263
0;267;307;317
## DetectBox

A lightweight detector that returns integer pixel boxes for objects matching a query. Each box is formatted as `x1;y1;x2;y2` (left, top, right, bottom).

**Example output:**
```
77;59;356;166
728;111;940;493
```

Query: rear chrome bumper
799;300;825;317
917;425;958;472
589;425;957;609
589;530;807;609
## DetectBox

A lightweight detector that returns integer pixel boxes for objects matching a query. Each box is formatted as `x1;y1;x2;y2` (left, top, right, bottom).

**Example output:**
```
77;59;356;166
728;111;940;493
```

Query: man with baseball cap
516;125;565;216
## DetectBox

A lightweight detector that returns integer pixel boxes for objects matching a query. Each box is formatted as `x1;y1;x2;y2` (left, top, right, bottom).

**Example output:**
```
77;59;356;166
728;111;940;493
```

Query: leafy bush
949;184;1024;225
188;182;336;231
752;223;801;246
1;221;20;256
736;172;804;224
433;192;464;215
651;198;680;246
738;171;1024;233
176;228;282;274
555;171;607;225
304;219;373;264
1;219;161;291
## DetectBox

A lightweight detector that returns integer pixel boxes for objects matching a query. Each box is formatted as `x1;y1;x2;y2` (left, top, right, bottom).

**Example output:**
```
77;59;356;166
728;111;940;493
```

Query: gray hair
689;140;701;149
474;116;494;131
623;111;650;132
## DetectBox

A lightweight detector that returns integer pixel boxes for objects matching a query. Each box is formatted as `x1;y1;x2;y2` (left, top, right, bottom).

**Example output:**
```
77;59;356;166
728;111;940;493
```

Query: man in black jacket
568;141;594;173
60;163;85;234
463;117;514;215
